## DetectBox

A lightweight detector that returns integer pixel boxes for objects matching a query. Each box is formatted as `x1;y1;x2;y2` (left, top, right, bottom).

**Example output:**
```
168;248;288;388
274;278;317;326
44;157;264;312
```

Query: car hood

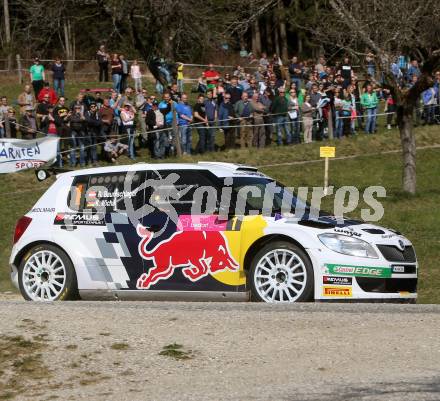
273;213;411;247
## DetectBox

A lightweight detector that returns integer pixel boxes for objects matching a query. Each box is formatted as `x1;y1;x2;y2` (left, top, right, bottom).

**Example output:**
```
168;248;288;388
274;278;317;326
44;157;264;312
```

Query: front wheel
249;241;314;303
18;244;79;301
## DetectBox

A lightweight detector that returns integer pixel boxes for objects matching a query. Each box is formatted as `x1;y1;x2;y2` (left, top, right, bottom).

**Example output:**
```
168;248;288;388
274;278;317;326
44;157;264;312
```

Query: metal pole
324;157;329;195
327;107;334;139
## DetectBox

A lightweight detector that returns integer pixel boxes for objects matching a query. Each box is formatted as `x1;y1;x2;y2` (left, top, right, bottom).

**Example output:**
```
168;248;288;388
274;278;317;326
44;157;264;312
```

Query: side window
68;175;88;211
68;172;145;213
147;170;219;215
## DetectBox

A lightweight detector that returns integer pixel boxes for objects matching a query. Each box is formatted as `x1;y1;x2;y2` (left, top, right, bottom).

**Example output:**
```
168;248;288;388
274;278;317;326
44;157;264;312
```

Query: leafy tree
300;0;440;194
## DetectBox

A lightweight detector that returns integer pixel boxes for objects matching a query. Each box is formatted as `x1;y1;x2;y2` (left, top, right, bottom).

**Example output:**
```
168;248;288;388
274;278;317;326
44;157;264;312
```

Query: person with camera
85;102;102;166
68;104;87;167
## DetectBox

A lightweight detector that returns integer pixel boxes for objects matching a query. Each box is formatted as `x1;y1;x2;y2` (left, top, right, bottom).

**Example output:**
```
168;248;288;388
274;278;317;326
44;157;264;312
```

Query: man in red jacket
37;82;58;105
203;64;220;90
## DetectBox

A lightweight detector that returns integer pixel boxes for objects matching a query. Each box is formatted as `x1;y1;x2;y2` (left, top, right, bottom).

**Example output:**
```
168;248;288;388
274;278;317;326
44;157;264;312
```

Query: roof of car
60;162;262;179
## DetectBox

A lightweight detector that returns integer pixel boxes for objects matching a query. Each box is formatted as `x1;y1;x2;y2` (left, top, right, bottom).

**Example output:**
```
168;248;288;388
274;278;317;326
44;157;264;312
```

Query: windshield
230;177;310;216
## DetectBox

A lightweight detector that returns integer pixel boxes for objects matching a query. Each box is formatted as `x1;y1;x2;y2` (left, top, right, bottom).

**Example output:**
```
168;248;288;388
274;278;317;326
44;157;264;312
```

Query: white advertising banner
0;136;59;173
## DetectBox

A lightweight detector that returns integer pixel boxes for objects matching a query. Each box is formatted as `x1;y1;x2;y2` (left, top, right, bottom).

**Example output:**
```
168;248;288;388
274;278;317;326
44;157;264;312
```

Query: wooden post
327;107;334;139
324;157;329;195
16;54;22;84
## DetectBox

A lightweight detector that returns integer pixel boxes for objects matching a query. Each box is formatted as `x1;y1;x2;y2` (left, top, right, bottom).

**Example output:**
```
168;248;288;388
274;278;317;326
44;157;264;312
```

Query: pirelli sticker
323;286;352;297
325;264;391;278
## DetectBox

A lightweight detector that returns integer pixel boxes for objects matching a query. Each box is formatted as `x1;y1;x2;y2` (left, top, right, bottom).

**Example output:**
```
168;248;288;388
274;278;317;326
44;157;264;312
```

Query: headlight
318;233;379;258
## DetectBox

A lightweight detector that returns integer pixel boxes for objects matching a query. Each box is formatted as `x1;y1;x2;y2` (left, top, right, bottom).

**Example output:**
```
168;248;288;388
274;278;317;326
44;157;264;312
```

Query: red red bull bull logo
136;224;239;289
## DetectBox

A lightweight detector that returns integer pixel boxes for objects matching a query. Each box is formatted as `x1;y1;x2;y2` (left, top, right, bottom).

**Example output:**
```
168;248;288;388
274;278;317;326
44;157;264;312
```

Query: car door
135;169;245;293
56;170;146;291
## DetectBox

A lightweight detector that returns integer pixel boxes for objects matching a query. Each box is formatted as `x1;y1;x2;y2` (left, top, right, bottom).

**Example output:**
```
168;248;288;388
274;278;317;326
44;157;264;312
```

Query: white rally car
10;162;417;302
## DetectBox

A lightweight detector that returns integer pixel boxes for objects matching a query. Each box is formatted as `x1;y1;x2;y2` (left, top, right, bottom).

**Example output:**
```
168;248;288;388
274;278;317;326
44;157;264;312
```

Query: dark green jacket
270;96;289;115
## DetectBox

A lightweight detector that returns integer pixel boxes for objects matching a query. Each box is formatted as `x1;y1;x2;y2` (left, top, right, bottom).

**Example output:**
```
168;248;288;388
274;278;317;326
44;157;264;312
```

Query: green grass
159;343;193;360
1;80;439;302
110;342;129;350
0;334;50;398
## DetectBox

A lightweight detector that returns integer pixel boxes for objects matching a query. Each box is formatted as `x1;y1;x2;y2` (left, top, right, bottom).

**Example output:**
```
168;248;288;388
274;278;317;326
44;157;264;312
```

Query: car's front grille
356;277;417;293
376;245;416;262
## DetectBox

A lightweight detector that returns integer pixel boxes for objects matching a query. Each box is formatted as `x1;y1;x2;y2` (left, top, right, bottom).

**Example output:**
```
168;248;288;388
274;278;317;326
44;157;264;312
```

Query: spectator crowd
0;47;439;168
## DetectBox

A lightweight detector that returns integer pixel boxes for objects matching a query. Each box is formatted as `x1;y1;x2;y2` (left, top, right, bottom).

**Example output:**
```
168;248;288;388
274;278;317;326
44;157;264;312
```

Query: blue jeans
53;79;65;96
207;121;216;151
196;125;208;154
154;131;168;158
274;116;292;145
70;130;86;166
159;66;172;84
290;118;301;143
124;125;135;159
177;79;184;93
112;74;122;93
155;81;164;94
88;135;98;163
179;125;192;154
423;105;435;124
335;111;343;139
365;108;377;134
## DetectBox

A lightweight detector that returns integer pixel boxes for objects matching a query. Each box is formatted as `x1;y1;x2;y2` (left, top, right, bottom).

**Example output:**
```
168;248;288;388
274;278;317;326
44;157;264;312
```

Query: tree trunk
251;19;262;56
239;33;246;53
3;0;12;70
265;15;273;54
278;0;288;62
274;23;280;56
63;19;74;73
161;25;174;60
297;35;303;55
398;110;416;194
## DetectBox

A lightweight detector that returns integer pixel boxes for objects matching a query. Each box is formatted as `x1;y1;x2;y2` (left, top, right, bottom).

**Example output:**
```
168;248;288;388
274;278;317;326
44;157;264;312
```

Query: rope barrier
2;143;440;198
2;105;434;158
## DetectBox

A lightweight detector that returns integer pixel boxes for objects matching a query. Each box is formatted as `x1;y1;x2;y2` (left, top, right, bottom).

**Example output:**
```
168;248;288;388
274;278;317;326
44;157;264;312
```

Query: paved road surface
1;301;439;400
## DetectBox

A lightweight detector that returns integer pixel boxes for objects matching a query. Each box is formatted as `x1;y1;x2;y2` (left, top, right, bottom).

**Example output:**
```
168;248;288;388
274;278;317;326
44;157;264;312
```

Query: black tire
18;244;79;301
248;240;314;303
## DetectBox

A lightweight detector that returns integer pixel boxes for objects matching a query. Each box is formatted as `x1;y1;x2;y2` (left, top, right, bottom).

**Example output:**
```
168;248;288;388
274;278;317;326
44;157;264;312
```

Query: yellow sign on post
320;147;336;195
320;146;336;158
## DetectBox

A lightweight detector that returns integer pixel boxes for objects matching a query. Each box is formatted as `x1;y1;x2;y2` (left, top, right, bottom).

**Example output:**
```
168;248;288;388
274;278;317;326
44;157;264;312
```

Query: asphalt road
1;301;440;400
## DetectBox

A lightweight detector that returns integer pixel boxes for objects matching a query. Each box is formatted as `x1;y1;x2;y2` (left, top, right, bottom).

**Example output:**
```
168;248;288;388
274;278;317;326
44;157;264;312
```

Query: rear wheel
249;241;314;303
18;244;78;301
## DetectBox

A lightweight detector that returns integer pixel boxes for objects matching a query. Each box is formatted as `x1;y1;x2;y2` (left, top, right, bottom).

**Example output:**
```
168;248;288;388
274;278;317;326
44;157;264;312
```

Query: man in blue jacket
175;93;193;154
158;92;174;156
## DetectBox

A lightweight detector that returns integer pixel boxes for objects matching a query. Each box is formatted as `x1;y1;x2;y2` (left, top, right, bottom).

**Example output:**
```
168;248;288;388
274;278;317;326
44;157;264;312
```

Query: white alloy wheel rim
254;249;307;303
22;250;66;301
